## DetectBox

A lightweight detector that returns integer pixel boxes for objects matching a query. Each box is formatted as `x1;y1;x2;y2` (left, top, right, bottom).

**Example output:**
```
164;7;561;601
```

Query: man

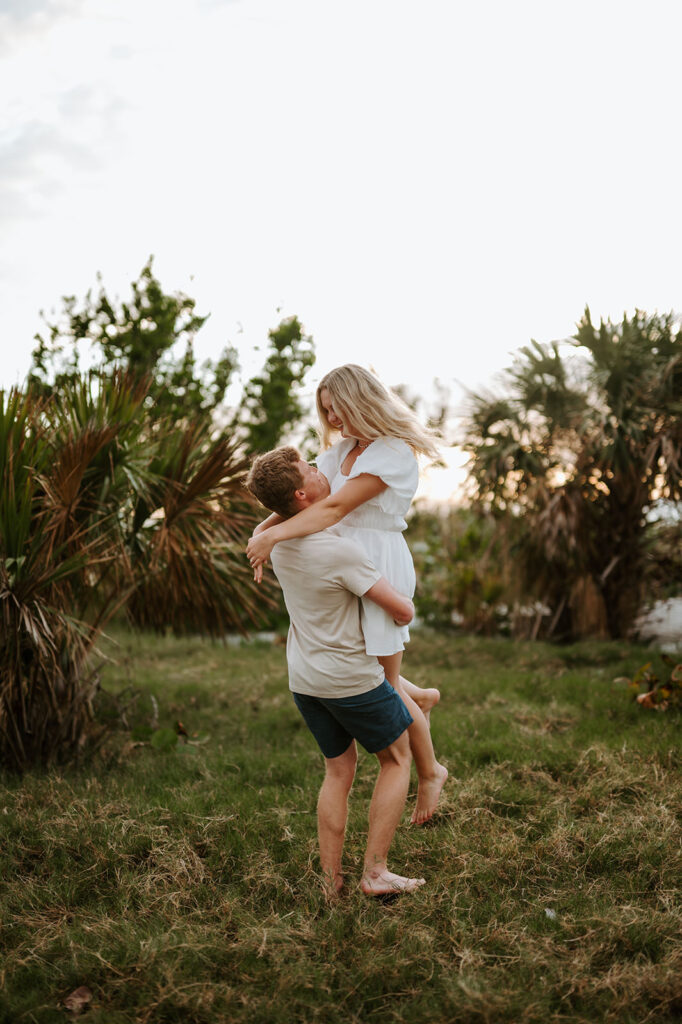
245;446;425;897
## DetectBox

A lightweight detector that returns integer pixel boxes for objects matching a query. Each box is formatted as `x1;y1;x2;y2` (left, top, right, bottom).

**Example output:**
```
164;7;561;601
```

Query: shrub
0;376;273;772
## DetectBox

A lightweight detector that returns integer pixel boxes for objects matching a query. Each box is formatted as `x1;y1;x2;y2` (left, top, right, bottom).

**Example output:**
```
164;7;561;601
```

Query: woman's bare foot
412;686;440;725
395;679;438;729
360;869;426;896
411;763;448;825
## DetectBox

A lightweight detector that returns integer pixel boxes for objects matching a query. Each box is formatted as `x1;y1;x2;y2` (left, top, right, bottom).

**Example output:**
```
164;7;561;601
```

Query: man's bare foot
321;870;344;897
411;763;448;825
360;869;426;896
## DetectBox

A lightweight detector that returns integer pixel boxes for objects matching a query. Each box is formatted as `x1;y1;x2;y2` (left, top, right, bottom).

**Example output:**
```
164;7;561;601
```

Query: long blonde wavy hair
315;364;441;460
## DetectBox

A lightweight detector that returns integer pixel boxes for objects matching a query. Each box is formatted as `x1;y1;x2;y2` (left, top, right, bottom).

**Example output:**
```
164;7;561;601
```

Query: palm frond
127;419;275;636
1;374;273;771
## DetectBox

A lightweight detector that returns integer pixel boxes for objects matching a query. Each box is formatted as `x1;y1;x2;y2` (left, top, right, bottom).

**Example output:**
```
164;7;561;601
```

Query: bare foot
321;870;344;897
395;675;438;724
413;687;440;725
411;763;448;825
360;869;426;896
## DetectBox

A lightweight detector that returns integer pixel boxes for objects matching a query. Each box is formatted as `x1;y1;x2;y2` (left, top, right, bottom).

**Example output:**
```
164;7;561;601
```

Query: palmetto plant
126;418;268;635
464;309;682;640
0;375;270;772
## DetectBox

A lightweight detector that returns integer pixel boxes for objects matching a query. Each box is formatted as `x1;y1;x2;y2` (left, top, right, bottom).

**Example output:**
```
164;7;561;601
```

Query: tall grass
1;630;681;1023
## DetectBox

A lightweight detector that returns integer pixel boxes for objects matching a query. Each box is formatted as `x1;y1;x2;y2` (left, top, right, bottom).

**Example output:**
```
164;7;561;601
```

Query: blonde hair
245;446;303;518
316;364;440;460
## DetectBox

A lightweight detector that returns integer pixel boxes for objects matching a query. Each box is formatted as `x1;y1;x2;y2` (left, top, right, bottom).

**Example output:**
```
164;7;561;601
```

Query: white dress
316;437;418;656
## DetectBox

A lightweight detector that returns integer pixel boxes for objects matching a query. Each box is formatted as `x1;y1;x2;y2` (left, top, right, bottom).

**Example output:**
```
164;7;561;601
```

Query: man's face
296;459;330;505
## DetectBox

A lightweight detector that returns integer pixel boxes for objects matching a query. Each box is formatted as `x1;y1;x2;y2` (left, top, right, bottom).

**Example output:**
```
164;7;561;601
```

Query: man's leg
318;740;357;894
361;729;426;895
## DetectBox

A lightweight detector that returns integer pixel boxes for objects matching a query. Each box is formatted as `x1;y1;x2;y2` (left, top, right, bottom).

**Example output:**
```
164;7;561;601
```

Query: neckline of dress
339;437;374;477
344;436;375;451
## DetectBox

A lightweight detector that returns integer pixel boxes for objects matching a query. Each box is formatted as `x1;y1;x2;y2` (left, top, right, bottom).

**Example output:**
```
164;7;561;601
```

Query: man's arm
363;577;415;626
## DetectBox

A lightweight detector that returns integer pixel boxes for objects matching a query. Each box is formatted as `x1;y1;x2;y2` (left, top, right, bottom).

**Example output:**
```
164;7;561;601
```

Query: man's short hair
245;446;304;518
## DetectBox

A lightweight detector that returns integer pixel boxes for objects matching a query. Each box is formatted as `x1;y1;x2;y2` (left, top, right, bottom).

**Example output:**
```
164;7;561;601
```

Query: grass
1;628;681;1023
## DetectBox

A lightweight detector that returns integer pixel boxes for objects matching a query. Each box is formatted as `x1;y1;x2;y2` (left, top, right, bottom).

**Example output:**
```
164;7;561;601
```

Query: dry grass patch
1;628;681;1023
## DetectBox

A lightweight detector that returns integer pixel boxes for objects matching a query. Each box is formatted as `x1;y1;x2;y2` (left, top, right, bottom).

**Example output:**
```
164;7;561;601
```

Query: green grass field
1;629;681;1023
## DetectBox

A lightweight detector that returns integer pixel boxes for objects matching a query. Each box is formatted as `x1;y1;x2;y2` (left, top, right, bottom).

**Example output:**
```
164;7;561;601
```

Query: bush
0;376;273;772
408;505;509;633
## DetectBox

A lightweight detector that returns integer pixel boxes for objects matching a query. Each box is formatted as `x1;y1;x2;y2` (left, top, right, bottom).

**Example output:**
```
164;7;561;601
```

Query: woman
247;364;447;824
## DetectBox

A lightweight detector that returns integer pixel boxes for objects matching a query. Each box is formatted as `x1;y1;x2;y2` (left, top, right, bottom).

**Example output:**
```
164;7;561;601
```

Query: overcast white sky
2;0;681;496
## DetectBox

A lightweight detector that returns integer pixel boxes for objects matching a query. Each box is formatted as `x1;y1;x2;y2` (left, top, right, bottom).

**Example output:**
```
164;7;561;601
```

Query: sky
2;0;681;500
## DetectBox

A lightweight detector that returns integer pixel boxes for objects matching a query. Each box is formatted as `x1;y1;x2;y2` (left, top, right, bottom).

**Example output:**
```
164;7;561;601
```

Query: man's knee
324;742;357;787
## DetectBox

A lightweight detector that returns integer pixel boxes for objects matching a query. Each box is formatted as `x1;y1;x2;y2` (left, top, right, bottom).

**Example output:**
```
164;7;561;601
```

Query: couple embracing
246;364;448;897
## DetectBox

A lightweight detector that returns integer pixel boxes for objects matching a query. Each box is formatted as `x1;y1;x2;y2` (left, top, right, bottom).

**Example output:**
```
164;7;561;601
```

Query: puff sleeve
347;438;419;516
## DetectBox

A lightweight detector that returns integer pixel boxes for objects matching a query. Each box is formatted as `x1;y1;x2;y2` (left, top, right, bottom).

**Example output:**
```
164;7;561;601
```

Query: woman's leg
361;598;440;716
399;676;440;723
378;653;448;825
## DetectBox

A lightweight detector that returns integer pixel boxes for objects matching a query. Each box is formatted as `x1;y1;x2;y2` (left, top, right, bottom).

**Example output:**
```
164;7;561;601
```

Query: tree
29;258;239;426
464;308;682;639
0;374;274;772
239;315;315;454
28;263;317;452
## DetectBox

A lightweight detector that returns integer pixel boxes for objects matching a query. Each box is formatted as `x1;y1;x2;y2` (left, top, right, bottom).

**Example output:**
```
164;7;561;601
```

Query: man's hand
393;599;415;626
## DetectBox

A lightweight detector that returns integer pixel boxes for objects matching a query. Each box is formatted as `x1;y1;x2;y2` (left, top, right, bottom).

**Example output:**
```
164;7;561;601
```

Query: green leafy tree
28;264;317;453
24;267;317;649
464;308;682;640
240;315;315;454
28;258;239;425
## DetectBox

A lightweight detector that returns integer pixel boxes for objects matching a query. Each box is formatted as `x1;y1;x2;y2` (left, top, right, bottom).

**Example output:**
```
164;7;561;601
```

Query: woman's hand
245;473;386;582
246;529;277;579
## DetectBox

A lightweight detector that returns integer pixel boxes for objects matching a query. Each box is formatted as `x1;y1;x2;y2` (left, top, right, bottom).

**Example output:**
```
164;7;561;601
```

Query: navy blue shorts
292;679;413;759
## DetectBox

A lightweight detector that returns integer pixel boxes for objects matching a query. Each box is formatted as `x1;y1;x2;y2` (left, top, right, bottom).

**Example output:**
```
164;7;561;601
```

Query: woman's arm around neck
246;473;387;569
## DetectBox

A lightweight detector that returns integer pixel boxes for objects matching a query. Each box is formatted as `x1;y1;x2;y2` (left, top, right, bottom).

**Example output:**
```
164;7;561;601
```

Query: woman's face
319;387;347;434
